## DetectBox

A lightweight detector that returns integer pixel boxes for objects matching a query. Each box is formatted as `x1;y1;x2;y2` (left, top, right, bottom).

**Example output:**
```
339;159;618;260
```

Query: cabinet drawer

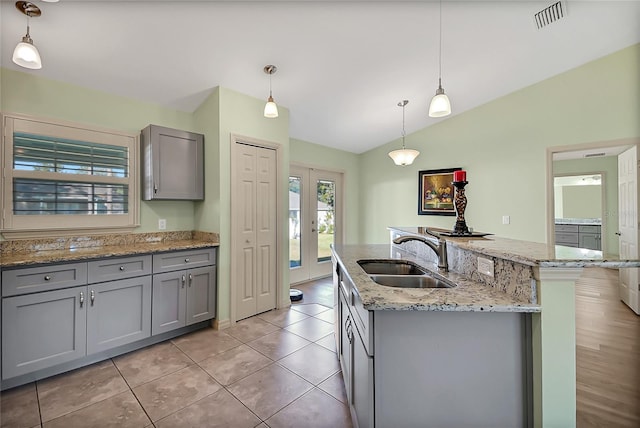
351;288;374;357
555;232;579;245
153;248;216;273
88;255;152;284
579;225;601;234
555;224;578;233
2;263;88;297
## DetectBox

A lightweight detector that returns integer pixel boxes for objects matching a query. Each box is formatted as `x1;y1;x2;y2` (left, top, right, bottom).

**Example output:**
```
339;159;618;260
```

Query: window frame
2;113;140;238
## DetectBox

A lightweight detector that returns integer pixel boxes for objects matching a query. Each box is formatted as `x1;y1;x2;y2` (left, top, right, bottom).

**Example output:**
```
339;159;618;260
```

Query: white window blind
2;115;139;236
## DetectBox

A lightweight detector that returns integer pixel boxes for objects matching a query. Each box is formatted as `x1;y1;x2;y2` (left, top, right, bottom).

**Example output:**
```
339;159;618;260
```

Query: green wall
562;186;602;219
206;87;291;324
554;156;619;254
289;138;361;245
0;68;198;235
358;44;640;244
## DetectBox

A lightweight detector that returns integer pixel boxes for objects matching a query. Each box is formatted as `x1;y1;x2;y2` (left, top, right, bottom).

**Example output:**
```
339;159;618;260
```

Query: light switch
502;215;510;225
158;219;167;230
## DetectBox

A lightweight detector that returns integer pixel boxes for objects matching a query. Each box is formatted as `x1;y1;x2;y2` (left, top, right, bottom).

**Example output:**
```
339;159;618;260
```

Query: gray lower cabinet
86;276;152;355
2;287;87;379
339;283;374;428
152;265;216;335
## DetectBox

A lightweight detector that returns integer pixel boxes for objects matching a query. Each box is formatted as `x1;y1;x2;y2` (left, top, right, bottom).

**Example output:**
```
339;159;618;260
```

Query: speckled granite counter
0;231;219;268
390;226;640;268
332;244;540;313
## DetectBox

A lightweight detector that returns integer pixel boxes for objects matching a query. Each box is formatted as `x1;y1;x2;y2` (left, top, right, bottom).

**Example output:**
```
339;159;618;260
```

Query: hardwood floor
576;267;640;427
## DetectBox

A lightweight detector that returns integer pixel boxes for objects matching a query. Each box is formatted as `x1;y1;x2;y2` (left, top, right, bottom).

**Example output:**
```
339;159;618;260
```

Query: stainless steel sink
358;259;427;275
369;274;455;289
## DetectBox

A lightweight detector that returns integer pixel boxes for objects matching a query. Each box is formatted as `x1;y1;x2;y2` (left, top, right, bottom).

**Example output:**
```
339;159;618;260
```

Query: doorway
289;166;343;284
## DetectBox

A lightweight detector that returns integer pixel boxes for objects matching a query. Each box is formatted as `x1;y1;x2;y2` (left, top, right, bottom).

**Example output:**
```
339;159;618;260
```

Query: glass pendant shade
388;148;420;166
264;96;278;118
13;35;41;70
428;85;451;118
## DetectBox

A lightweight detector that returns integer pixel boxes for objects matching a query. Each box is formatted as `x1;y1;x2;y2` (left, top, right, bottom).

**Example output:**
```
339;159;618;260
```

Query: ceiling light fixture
388;100;420;166
263;65;278;118
13;1;42;70
428;0;451;118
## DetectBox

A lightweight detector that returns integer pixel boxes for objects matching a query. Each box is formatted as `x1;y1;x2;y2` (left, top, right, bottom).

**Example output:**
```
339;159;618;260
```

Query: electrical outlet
502;215;510;225
158;219;167;230
478;257;495;277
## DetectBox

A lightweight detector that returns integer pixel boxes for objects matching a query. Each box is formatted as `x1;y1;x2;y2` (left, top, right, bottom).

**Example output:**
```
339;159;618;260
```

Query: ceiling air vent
534;1;566;29
584;152;606;158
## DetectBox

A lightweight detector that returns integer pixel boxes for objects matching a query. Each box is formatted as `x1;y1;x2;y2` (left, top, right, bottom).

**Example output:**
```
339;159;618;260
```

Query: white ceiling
2;1;639;153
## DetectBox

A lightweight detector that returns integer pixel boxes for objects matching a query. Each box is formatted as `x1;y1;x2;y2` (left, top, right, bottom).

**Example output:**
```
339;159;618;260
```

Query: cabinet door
86;276;152;354
579;233;601;251
352;330;375;428
142;125;204;200
186;266;216;325
152;271;187;335
339;291;353;402
2;287;87;379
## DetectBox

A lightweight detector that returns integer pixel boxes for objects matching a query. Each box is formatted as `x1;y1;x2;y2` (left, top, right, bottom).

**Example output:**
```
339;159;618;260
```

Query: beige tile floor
0;277;352;428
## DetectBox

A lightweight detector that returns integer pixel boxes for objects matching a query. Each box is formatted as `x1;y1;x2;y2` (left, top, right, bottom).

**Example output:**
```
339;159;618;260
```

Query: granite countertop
554;218;602;226
1;233;219;268
332;244;540;313
389;227;640;268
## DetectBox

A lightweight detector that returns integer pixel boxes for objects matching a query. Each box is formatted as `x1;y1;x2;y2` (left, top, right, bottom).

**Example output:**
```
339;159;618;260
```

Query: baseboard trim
214;318;231;330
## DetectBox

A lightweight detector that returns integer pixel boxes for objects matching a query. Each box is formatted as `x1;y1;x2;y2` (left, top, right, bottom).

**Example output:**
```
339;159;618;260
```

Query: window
2;114;139;237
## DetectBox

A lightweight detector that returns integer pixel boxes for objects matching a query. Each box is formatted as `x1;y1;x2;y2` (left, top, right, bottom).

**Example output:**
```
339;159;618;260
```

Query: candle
453;170;466;182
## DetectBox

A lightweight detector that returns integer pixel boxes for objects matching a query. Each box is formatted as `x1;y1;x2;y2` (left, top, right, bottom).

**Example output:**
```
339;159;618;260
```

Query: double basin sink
357;259;455;289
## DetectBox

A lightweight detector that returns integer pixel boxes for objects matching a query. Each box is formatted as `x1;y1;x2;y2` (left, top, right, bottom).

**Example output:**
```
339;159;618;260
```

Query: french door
289;166;343;284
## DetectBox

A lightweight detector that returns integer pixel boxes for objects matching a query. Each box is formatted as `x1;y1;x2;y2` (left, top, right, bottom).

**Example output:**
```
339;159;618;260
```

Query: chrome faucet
393;229;448;271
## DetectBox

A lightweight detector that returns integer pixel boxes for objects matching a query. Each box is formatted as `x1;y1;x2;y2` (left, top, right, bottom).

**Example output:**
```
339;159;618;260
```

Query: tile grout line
110;356;155;426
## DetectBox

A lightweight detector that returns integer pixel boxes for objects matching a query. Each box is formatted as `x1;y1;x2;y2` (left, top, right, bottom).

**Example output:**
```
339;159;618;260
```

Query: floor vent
534;1;566;29
584;152;606;158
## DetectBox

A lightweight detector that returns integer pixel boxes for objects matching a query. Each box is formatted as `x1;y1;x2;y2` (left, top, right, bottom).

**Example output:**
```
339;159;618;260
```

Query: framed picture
418;168;461;216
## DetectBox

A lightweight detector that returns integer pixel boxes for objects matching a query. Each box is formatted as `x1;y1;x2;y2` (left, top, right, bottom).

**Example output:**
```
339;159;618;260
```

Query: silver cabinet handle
188;273;193;286
119;266;125;271
44;275;51;281
184;258;190;263
181;275;186;288
80;292;84;308
90;290;95;306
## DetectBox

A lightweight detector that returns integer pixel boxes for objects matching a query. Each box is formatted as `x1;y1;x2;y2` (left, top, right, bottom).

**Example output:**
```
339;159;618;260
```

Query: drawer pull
90;290;95;306
119;266;125;271
182;275;186;288
44;275;51;281
188;273;193;286
80;292;84;308
185;258;190;263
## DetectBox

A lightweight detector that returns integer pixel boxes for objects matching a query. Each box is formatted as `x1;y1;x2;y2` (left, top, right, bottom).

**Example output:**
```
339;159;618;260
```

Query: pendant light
263;65;279;118
12;1;42;70
428;0;451;118
388;100;420;166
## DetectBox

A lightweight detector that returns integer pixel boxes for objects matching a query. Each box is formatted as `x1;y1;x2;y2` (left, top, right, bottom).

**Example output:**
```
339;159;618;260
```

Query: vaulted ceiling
2;0;639;153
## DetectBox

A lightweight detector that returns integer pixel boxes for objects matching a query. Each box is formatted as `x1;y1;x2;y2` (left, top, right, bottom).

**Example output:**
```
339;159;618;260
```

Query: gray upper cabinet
141;124;204;200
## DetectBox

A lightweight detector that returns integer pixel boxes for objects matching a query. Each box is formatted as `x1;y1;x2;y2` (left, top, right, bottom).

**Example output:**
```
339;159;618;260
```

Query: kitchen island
332;227;640;428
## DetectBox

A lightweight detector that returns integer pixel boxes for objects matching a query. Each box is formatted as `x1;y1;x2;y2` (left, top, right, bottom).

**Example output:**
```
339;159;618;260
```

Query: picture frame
418;168;462;216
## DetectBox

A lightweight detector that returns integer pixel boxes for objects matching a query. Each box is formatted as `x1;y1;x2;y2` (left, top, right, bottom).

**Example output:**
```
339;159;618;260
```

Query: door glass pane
317;179;335;263
289;176;302;268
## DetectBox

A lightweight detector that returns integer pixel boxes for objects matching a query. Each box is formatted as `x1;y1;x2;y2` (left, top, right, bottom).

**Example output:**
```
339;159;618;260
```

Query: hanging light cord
438;0;443;86
400;100;407;149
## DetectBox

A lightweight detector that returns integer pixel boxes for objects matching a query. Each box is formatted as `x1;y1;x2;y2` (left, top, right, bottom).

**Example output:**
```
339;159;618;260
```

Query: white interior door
233;142;277;321
289;166;342;284
618;146;640;314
